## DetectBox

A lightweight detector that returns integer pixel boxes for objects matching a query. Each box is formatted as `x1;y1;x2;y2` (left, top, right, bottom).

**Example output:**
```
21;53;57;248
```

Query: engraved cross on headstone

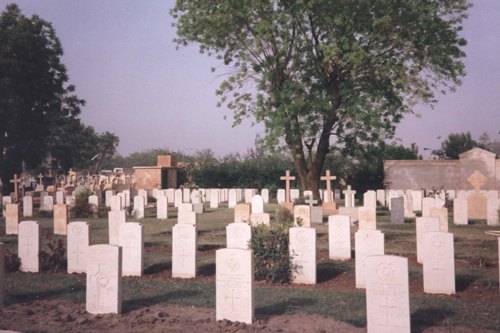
304;197;318;209
320;170;336;203
467;170;486;193
177;248;190;267
225;288;242;313
379;296;399;324
280;170;296;203
122;238;137;260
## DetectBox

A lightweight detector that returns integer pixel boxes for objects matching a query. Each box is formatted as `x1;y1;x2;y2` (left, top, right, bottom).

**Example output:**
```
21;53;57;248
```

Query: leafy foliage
4;248;21;272
39;232;66;272
249;206;295;284
71;187;95;218
432;131;483;159
172;0;470;196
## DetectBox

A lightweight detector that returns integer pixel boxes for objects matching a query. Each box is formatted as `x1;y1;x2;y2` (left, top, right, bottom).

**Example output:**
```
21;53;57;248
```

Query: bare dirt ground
1;299;498;333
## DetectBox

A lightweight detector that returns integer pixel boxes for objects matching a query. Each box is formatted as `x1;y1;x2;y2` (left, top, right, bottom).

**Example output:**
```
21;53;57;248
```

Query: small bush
71;187;95;218
39;232;66;272
249;207;296;284
4;248;21;272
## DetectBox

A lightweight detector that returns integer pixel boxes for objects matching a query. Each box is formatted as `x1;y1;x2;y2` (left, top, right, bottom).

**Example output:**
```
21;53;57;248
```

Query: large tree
432;131;483;159
0;4;119;184
172;0;470;197
0;3;84;177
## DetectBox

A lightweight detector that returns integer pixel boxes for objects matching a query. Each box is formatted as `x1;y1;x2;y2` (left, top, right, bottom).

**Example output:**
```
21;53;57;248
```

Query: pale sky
2;0;499;159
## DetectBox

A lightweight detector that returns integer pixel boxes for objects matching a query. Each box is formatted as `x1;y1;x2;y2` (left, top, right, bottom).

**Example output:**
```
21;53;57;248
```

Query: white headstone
290;189;300;203
366;255;410;333
133;195;145;219
226;222;251;249
174;189;182;207
53;203;68;235
122;190;130;207
487;191;499;225
261;189;269;204
88;194;99;208
422;197;436;217
108;210;126;246
355;229;384;289
5;203;19;235
41;195;54;212
216;248;254;324
172;224;197;278
429;207;448;232
105;190;115;208
289;227;316;284
363;191;377;209
234;203;251;223
277;189;285;204
56;190;64;205
110;196;122;212
250;195;264;214
210;190;220;209
119;222;143;276
328;215;351;260
23;196;33;217
228;189;237;208
178;210;196;225
67;221;90;274
416;217;440;264
86;244;122;314
453;197;468;225
249;213;270;226
358;206;376;230
165;189;175;204
157;195;168;219
18;220;40;272
411;190;423;212
293;205;311;228
423;232;455;295
182;188;191;203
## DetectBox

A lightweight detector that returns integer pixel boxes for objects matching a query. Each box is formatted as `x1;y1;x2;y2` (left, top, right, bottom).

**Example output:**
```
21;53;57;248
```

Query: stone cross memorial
86;244;122;314
216;248;254;324
467;170;487;220
280;170;296;210
10;174;21;203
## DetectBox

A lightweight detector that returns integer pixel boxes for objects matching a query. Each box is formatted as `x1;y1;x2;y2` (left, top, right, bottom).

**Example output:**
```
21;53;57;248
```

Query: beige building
384;148;500;191
133;155;178;189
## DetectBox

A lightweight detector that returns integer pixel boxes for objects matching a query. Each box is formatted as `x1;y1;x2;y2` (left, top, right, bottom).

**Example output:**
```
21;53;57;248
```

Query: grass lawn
1;201;499;331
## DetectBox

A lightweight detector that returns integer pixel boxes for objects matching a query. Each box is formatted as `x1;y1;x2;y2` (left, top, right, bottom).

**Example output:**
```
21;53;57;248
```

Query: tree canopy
172;0;470;197
0;4;119;184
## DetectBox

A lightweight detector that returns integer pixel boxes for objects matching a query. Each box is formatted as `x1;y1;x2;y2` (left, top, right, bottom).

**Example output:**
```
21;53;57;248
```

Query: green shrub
37;210;53;218
4;248;21;272
71;187;95;218
39;232;66;272
249;207;296;284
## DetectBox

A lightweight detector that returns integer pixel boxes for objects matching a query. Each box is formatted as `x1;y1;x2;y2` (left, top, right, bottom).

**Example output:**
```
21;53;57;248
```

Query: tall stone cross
10;174;21;203
280;170;296;203
320;170;336;203
38;173;44;185
467;170;486;193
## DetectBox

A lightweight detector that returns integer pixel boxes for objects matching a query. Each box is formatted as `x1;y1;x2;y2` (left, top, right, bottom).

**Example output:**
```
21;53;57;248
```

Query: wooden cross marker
467;170;486;193
280;170;296;203
320;170;336;203
10;174;21;203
